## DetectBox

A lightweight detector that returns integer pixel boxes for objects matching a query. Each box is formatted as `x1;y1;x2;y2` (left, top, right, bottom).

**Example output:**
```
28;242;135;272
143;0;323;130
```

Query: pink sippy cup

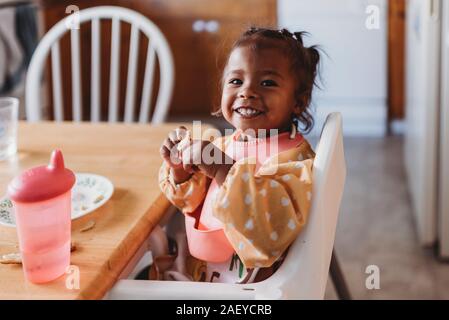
8;150;75;283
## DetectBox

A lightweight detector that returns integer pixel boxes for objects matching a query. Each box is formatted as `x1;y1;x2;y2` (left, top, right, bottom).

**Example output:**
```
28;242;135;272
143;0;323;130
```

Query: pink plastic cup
8;150;75;283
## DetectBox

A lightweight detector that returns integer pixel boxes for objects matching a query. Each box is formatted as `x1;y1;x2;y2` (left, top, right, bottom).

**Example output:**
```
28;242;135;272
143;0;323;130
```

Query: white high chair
107;112;347;299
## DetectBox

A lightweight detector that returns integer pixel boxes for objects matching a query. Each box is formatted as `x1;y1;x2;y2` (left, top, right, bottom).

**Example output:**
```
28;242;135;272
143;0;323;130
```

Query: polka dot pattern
160;133;315;270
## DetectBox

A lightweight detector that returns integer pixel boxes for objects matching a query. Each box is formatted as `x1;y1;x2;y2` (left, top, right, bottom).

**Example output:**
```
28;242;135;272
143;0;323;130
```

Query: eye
261;79;278;87
228;78;242;85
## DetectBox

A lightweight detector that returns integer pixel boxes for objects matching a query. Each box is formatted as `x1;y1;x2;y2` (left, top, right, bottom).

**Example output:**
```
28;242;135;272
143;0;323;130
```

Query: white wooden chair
107;112;348;300
26;6;174;123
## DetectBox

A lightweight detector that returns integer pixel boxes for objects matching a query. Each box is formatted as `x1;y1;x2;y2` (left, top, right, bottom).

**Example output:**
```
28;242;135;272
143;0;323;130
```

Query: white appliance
439;0;449;257
405;0;449;257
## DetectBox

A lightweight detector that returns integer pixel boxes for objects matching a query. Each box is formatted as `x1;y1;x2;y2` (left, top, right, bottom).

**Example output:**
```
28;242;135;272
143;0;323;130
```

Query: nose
238;83;258;99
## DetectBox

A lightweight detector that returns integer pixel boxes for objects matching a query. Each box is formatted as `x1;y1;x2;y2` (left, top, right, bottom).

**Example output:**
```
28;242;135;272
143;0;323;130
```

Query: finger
161;145;179;165
182;145;199;170
160;145;170;160
175;127;188;141
191;141;203;166
169;147;183;167
181;146;191;165
176;129;189;141
182;163;193;173
160;138;181;166
179;141;199;169
168;130;179;144
178;139;194;155
163;137;175;150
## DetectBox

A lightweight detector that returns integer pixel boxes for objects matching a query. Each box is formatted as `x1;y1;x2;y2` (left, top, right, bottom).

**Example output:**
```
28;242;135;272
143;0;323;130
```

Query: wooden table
0;121;196;299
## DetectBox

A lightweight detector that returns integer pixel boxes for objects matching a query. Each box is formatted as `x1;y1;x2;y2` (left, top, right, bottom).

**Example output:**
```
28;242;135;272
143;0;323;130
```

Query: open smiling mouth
234;107;264;119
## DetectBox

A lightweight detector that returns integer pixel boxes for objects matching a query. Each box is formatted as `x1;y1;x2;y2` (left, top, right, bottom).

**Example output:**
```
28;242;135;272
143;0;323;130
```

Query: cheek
266;93;296;119
265;93;288;111
220;92;233;119
221;90;235;107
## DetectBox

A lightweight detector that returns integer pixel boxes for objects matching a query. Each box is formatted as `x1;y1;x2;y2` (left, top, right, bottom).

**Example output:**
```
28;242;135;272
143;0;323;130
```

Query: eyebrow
225;69;284;79
259;70;284;79
225;69;243;77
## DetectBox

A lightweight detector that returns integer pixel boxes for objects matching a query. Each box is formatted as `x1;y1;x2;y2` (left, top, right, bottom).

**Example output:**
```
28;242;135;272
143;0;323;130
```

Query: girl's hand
180;140;235;185
159;126;192;184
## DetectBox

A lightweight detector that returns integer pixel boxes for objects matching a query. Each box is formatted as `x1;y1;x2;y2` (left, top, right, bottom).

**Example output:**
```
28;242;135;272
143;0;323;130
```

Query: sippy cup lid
8;150;76;203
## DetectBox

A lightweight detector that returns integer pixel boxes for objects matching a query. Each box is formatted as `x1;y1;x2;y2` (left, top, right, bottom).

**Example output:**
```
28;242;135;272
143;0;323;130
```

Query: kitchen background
0;0;448;299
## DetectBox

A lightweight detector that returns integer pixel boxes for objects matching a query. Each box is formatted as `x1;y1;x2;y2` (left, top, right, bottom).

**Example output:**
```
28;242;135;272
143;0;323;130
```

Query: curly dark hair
212;27;322;134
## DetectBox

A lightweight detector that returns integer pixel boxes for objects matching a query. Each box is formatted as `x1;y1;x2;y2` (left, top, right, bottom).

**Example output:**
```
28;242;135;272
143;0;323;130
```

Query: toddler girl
158;27;320;283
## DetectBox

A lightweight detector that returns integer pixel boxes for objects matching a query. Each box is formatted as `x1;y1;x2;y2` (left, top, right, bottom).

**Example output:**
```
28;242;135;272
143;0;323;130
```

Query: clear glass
0;97;18;160
13;192;72;283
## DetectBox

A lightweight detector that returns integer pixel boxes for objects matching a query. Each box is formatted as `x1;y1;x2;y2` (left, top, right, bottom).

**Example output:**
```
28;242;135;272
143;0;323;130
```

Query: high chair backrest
257;112;346;299
107;112;346;300
26;6;174;123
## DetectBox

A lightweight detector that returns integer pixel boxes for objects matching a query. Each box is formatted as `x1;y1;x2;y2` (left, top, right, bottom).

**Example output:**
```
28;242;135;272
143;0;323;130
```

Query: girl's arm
159;161;210;214
159;134;231;213
159;126;211;213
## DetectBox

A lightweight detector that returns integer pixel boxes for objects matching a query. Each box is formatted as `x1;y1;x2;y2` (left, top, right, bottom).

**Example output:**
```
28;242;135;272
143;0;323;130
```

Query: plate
0;173;114;228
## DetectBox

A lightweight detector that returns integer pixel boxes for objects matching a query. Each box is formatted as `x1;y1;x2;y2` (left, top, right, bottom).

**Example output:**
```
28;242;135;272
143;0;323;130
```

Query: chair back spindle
26;6;174;124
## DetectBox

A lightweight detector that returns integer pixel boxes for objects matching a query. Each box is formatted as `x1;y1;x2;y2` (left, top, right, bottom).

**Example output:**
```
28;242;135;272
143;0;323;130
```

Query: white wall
278;0;388;136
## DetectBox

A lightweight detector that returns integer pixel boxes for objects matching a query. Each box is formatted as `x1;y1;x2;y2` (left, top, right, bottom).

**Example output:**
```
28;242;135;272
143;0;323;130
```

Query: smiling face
221;45;299;135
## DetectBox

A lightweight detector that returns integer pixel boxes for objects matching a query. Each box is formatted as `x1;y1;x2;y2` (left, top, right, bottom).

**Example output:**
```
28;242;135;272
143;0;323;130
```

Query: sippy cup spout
48;149;65;171
8;149;75;203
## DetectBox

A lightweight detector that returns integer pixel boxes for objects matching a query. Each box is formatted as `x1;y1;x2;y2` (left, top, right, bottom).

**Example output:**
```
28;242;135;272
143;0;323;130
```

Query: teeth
236;107;261;116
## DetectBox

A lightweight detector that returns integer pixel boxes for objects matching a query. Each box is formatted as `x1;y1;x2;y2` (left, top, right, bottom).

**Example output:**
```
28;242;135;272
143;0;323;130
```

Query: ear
292;99;303;115
294;94;309;112
293;103;301;114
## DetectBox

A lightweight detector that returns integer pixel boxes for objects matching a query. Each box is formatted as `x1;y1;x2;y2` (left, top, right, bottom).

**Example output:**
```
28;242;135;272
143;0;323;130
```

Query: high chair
107;112;347;299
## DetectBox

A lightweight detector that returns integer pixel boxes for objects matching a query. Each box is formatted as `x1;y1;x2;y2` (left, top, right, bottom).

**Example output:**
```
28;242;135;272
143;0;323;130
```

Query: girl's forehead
226;46;290;71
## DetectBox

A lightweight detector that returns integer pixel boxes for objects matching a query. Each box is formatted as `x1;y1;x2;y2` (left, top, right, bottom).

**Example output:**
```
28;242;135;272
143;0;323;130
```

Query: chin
234;123;270;135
